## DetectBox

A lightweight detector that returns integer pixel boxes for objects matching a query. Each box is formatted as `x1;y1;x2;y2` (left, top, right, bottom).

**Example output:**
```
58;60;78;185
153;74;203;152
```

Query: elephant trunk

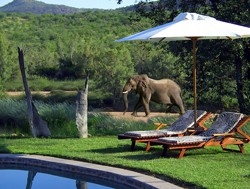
123;91;129;115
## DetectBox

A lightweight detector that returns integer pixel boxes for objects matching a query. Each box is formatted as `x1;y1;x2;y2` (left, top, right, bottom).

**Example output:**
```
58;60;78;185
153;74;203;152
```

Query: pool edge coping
0;154;183;189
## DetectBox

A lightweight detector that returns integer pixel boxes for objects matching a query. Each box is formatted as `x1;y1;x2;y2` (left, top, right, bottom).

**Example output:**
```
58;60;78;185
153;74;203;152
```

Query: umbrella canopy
116;12;250;42
116;12;250;125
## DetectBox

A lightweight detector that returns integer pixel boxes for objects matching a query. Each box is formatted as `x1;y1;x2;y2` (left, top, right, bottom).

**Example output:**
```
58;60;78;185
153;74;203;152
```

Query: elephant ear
136;80;148;94
135;80;142;94
142;79;152;92
139;80;148;88
140;74;149;82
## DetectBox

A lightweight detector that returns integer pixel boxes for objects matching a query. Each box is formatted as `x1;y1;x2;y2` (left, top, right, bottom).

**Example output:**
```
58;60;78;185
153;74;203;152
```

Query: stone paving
0;154;183;189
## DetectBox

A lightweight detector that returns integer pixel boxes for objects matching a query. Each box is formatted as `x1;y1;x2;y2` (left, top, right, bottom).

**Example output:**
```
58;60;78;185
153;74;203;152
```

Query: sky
0;0;143;9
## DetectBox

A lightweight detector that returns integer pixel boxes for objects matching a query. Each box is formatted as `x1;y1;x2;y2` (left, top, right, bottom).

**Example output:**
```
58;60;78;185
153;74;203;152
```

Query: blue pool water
0;169;116;189
0;154;171;189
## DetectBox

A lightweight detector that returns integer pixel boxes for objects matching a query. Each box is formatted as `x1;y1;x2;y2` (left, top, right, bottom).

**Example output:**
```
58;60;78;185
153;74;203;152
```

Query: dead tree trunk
76;74;89;138
18;47;51;138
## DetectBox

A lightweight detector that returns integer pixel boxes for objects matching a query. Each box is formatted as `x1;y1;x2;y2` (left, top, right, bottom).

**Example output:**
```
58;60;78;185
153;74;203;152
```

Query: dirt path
6;91;180;122
102;111;179;122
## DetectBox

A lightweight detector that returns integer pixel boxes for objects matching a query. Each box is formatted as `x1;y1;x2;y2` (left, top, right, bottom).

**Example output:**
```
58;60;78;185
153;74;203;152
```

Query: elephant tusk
122;91;129;94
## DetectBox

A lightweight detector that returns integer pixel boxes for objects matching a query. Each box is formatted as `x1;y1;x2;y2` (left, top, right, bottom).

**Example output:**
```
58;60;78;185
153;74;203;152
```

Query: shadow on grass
0;136;31;139
88;144;246;160
87;147;205;188
243;174;250;178
86;145;139;153
0;144;11;153
86;145;212;160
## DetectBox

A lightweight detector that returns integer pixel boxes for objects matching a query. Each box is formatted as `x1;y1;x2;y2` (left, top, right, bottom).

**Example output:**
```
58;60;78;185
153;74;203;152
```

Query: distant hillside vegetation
0;0;135;14
0;0;85;14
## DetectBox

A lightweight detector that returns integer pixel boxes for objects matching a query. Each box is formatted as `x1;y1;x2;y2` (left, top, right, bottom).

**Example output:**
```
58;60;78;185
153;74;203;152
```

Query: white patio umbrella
116;12;250;125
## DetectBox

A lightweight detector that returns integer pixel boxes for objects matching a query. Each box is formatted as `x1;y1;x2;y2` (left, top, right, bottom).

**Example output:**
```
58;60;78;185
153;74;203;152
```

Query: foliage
134;0;250;113
0;11;152;100
0;1;249;112
0;98;29;134
3;78;89;92
0;98;166;137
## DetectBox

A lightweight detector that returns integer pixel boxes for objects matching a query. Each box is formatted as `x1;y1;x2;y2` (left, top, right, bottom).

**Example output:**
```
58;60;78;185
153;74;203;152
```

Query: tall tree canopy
125;0;250;113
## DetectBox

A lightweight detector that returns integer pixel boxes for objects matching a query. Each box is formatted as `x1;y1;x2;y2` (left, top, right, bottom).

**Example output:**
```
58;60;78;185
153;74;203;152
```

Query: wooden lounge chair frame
153;113;250;158
118;110;212;151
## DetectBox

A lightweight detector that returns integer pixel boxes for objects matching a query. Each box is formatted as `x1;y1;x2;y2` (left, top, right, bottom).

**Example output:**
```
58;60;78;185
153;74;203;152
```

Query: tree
0;32;18;82
94;46;135;101
130;0;250;113
18;47;51;138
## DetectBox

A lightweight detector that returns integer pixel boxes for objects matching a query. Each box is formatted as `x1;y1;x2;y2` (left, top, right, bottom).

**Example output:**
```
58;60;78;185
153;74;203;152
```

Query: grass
0;137;250;189
0;98;249;188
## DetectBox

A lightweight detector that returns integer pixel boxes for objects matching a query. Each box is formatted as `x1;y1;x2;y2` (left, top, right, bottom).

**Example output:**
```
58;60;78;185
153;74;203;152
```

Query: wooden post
18;47;51;137
76;73;89;138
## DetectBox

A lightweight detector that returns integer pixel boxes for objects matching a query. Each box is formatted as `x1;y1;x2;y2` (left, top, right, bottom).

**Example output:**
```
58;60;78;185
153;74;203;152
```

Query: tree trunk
18;47;51;138
235;54;246;113
76;74;89;138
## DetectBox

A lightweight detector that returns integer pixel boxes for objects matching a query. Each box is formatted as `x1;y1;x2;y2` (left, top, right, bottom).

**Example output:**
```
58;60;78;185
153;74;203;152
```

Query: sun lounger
152;112;250;158
118;110;212;151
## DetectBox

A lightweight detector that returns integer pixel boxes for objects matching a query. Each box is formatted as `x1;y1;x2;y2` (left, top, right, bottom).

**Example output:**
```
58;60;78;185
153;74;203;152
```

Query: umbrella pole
192;38;198;128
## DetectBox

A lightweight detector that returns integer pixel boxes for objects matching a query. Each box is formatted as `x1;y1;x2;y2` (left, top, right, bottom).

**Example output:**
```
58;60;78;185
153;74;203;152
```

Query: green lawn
0;136;249;189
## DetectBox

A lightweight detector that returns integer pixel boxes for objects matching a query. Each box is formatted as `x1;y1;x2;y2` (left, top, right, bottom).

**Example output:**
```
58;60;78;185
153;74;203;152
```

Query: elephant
122;74;185;116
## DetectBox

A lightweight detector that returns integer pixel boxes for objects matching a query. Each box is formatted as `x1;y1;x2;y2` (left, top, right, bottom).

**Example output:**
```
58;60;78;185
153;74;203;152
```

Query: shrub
0;98;180;138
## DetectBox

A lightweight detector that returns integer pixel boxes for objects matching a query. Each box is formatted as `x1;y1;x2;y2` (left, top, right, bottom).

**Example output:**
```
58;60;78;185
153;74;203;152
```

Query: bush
0;99;29;135
0;98;178;138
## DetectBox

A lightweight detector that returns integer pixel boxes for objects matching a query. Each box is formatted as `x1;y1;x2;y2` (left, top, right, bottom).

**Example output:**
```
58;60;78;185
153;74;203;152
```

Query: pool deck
0;153;183;189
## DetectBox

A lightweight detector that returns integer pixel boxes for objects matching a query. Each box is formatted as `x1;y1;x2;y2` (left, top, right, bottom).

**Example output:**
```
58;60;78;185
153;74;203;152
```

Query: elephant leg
174;95;185;114
142;98;150;117
132;96;143;116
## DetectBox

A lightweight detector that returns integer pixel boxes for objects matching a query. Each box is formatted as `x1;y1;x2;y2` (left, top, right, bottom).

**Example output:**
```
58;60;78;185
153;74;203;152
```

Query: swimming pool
0;169;113;189
0;154;182;189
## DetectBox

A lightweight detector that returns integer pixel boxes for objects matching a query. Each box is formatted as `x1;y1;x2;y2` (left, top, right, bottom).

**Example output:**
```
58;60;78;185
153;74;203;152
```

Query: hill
0;0;136;14
0;0;85;14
